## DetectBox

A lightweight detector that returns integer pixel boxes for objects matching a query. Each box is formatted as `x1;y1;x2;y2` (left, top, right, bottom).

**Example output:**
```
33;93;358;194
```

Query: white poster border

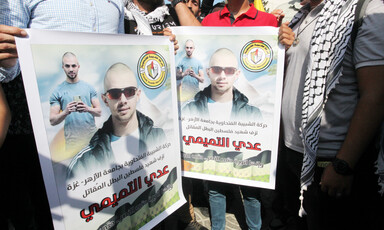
172;26;284;189
16;29;185;230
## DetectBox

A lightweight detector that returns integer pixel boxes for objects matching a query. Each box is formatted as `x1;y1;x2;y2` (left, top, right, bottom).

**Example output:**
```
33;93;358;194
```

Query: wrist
332;157;354;175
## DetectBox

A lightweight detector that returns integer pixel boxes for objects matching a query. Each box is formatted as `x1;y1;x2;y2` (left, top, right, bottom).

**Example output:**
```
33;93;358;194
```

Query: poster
15;29;185;230
173;27;284;189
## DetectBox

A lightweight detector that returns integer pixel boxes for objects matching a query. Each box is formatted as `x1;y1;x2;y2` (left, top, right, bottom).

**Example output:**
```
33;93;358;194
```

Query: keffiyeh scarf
123;0;170;35
289;0;359;216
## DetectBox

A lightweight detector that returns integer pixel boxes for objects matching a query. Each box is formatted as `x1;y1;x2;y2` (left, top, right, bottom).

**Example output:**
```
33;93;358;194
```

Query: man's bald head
62;52;80;82
104;62;137;92
207;48;240;101
103;63;141;126
209;48;238;68
185;39;196;57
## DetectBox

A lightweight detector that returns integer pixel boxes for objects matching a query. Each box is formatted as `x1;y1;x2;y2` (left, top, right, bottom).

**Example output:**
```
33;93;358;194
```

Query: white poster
16;29;185;230
173;27;284;189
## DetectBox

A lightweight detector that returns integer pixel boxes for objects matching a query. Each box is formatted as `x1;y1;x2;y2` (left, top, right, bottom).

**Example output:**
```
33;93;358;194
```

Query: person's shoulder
256;10;278;27
78;80;97;91
257;10;276;19
66;144;94;178
240;102;262;120
51;81;66;93
363;0;384;19
190;56;202;63
201;10;221;26
181;96;200;112
366;0;384;10
79;80;93;87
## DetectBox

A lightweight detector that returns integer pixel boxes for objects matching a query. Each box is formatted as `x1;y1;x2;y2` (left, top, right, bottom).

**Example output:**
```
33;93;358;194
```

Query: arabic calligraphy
79;164;170;223
80;176;142;222
144;165;170;187
182;135;261;152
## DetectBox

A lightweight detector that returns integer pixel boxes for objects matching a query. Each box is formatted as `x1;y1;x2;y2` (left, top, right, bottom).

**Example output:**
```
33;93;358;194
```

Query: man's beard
137;0;164;8
67;73;77;80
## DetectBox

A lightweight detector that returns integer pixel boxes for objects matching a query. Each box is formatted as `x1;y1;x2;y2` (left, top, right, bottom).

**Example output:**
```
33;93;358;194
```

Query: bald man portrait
182;48;261;121
50;52;102;153
67;62;165;178
182;49;264;230
176;39;204;102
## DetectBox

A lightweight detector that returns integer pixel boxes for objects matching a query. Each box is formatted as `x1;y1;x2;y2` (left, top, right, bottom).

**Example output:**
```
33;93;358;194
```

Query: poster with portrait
15;29;185;230
172;27;284;189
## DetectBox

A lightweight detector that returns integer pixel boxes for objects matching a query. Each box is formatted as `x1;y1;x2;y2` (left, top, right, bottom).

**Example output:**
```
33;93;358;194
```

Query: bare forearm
50;111;68;126
0;84;11;147
176;70;184;80
336;66;384;168
87;107;101;117
320;66;384;197
194;73;204;83
174;3;202;26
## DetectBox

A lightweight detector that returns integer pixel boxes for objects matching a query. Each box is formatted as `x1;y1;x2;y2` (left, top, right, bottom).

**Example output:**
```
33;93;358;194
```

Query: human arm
0;84;11;147
76;97;102;117
189;68;204;83
278;22;295;50
163;27;179;54
320;65;384;197
49;102;78;126
176;67;187;80
172;1;202;26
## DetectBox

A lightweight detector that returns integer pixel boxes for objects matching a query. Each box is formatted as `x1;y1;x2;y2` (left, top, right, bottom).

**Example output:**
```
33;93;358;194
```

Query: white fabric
124;0;170;35
111;128;140;164
208;100;232;121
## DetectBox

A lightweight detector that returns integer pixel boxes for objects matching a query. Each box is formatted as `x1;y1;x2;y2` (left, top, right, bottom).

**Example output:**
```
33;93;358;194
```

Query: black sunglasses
209;66;237;75
104;87;137;100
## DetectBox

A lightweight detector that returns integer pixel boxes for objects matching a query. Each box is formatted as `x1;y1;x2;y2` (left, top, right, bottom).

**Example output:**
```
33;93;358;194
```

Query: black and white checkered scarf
289;0;358;216
123;0;170;35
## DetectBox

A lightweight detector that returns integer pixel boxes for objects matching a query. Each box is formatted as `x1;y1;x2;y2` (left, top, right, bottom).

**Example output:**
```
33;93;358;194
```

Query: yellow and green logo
240;40;273;72
138;51;167;89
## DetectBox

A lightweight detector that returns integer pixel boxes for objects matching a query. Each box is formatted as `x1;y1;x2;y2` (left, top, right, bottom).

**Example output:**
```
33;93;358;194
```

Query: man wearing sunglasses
182;48;261;120
182;48;262;230
67;63;165;179
49;52;102;154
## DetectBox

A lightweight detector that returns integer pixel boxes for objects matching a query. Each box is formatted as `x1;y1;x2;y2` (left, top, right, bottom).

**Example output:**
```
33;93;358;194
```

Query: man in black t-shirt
124;0;201;35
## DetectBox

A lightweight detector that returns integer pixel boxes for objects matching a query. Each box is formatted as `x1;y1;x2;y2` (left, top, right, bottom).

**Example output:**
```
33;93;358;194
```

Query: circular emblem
137;51;168;89
240;40;273;72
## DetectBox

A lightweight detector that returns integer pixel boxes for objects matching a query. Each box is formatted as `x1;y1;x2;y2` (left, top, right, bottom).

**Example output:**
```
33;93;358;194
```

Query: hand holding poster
15;30;184;230
173;27;284;189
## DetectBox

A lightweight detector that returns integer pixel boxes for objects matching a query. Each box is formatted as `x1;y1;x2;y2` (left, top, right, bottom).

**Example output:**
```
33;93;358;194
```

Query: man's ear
234;69;241;81
206;68;210;77
102;94;108;105
136;89;141;100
